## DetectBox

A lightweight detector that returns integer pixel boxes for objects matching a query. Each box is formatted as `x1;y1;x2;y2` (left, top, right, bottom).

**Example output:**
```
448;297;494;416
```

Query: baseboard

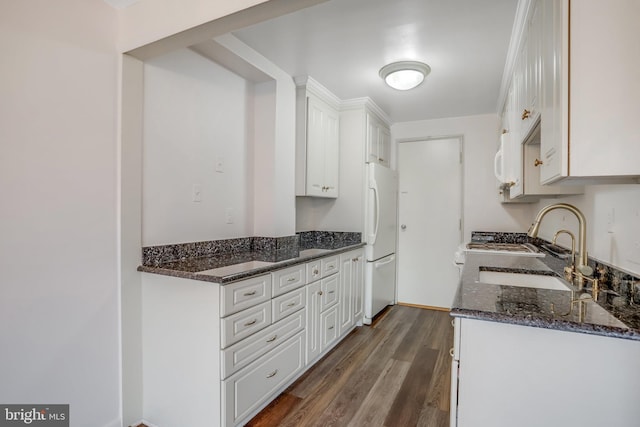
396;302;451;312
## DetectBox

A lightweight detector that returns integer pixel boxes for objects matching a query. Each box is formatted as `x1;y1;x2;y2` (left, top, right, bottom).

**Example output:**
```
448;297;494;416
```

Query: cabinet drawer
272;287;306;323
306;259;322;283
221;274;272;317
320;305;339;351
223;331;305;426
320;274;339;312
221;309;305;379
221;301;271;348
321;255;339;277
272;264;305;297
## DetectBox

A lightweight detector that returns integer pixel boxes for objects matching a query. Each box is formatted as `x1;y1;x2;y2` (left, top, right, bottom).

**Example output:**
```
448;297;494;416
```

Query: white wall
392;114;535;242
0;1;121;426
534;185;640;276
143;48;254;245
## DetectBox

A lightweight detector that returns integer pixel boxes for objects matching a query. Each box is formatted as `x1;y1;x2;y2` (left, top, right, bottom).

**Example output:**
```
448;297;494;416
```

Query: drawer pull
313;268;319;275
327;265;335;270
243;290;257;296
449;348;455;358
318;290;323;296
266;369;278;378
244;319;257;327
287;277;296;282
328;326;334;330
287;302;296;307
266;335;278;343
328;290;335;294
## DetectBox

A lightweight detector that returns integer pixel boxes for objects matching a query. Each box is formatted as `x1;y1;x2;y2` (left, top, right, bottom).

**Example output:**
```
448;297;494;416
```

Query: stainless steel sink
477;270;570;291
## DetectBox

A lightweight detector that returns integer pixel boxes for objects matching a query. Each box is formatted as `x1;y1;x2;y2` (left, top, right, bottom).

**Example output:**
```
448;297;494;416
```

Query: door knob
401;224;407;230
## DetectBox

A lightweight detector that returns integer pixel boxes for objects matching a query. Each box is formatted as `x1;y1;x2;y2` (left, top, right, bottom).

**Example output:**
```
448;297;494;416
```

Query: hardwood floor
246;305;454;427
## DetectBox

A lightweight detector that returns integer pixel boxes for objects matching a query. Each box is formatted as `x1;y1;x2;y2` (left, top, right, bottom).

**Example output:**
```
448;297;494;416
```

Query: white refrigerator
364;163;398;325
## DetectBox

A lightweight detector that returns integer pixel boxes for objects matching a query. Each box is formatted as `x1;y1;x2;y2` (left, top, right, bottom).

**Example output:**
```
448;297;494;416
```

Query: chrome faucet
527;203;593;285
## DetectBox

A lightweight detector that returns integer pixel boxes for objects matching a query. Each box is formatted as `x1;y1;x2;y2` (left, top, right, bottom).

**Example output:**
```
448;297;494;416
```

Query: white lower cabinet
450;317;640;427
339;250;364;335
222;331;306;427
320;305;339;349
221;308;305;379
141;248;365;427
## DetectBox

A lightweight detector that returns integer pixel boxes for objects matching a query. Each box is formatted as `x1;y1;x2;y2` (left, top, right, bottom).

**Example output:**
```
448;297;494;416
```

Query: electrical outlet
225;208;234;224
606;207;615;233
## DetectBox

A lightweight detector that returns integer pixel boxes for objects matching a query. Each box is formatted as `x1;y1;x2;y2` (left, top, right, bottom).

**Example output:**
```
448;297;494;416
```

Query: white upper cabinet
366;112;391;168
512;0;542;144
539;0;640;183
295;77;340;198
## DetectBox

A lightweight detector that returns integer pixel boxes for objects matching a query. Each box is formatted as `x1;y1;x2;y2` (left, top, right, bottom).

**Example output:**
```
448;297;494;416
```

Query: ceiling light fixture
379;61;431;91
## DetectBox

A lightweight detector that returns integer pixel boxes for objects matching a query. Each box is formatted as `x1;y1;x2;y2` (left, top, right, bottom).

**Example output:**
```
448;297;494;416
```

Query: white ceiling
232;0;518;123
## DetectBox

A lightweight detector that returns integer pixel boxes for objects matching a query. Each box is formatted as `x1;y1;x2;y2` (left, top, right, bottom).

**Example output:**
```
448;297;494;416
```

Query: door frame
395;135;465;308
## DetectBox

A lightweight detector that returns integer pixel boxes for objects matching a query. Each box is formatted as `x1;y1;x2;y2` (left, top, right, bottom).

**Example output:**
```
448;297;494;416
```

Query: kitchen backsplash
142;231;362;266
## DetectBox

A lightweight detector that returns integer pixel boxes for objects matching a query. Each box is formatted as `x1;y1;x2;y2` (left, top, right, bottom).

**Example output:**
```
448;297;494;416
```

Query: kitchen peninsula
137;231;365;427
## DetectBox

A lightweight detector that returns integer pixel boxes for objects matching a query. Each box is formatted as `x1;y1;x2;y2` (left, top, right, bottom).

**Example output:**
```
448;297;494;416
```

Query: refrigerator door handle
369;181;380;245
374;256;395;268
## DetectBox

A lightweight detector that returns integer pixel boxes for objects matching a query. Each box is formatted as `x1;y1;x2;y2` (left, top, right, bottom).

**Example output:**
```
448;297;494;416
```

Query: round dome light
379;61;431;91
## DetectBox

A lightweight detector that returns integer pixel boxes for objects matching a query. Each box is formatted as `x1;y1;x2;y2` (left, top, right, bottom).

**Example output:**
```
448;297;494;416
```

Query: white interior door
397;138;463;309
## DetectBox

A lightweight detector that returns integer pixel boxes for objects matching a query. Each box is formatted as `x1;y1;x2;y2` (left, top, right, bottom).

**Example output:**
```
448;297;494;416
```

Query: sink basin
477;270;570;291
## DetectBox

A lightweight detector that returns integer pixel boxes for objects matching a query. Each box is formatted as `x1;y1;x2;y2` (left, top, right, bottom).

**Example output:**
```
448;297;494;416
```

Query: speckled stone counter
137;231;364;284
452;252;640;341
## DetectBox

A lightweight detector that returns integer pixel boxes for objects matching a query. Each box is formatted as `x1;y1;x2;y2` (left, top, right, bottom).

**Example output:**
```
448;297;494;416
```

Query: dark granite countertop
451;252;640;341
137;242;365;284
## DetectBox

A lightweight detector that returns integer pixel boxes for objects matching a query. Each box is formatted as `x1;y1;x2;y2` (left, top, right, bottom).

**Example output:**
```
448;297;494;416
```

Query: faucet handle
577;264;593;277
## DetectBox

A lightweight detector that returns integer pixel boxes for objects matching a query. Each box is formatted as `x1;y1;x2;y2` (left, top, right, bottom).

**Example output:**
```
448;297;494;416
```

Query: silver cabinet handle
244;319;257;326
318;290;323;296
401;224;407;230
313;269;319;275
287;302;296;307
328;290;335;294
449;348;455;358
266;369;278;378
287;277;296;282
328;326;334;330
327;265;335;270
243;290;257;296
451;319;455;327
266;335;277;343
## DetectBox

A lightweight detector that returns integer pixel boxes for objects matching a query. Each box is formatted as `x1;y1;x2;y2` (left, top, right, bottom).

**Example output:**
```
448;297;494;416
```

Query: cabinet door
306;95;329;197
323;106;340;197
352;253;364;323
305;94;339;198
378;126;391;167
366;113;380;163
305;281;321;364
222;332;305;427
539;0;567;184
320;305;339;352
525;0;542;132
339;254;354;336
319;274;339;311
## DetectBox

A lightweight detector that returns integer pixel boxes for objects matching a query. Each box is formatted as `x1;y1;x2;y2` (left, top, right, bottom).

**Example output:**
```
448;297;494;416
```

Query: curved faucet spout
527;203;591;277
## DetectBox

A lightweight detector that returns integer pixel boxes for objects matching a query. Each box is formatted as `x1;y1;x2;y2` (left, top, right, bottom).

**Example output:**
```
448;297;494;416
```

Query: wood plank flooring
246;305;454;427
